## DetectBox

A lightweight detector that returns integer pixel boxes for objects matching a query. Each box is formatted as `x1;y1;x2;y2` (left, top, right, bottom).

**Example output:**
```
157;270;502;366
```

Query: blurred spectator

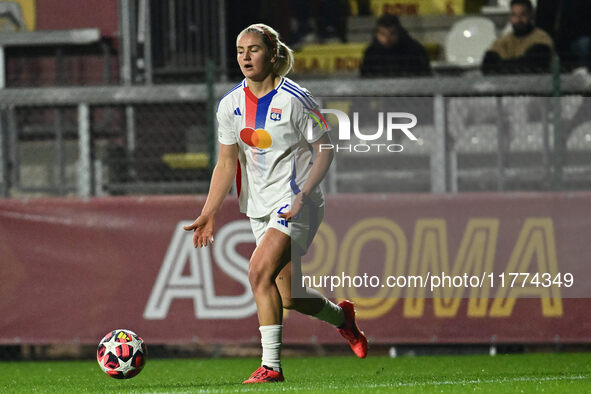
291;0;349;46
360;14;431;77
537;0;591;71
482;0;553;74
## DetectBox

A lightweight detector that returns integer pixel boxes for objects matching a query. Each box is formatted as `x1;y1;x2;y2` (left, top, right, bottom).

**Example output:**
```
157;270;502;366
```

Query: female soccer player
183;23;367;383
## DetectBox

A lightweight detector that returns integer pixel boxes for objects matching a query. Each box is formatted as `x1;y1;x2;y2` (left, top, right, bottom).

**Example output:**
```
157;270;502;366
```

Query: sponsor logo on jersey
240;127;272;149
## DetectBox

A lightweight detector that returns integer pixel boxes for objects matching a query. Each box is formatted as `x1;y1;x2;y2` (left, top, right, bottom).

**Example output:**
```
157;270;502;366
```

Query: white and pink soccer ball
97;329;146;379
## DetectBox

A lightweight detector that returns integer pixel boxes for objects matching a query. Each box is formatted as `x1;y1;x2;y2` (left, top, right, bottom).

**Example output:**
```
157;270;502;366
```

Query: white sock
313;299;345;327
259;324;282;371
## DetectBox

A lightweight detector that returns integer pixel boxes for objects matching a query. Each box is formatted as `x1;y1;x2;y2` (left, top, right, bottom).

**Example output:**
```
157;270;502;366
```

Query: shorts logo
240;127;272;149
270;107;282;121
277;204;289;227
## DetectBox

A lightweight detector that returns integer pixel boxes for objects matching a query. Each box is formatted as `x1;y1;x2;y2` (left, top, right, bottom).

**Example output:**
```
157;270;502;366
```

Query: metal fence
0;73;590;198
125;0;227;84
0;85;215;197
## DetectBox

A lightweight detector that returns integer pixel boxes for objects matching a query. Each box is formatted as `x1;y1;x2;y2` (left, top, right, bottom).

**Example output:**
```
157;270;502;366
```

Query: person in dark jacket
360;13;431;77
482;0;554;74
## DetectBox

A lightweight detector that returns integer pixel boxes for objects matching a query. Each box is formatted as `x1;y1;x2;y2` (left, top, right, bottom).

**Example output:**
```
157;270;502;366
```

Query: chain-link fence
0;84;218;197
0;102;211;197
317;94;591;194
0;73;590;197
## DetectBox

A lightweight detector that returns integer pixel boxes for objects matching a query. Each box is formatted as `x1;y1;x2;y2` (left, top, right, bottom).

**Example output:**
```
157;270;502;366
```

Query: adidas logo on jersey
234;107;242;116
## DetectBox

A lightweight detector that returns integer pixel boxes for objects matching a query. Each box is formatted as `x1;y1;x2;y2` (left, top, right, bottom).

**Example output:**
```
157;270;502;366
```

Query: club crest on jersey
270;107;282;121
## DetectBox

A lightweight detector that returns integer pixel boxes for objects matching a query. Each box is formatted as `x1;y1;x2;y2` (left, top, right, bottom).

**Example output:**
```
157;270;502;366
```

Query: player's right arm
184;95;239;247
183;143;238;248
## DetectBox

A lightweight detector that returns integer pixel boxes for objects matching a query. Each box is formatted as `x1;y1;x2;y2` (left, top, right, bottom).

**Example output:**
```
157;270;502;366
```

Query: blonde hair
237;23;294;77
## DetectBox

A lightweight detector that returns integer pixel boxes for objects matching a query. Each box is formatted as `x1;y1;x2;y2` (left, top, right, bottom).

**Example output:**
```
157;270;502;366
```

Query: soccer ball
97;329;146;379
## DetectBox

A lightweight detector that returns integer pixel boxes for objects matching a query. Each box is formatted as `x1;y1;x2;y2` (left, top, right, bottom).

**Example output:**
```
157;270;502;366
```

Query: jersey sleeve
217;98;237;145
292;92;328;144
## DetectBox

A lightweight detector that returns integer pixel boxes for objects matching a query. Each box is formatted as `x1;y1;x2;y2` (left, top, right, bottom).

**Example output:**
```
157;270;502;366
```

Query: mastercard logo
240;127;272;149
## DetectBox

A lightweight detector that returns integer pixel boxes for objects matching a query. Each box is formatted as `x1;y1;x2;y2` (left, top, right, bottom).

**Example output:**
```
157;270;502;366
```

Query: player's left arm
278;133;333;221
301;133;334;197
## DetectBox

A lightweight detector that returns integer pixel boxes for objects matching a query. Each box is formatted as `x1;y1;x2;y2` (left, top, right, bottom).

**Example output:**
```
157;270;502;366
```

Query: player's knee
248;266;263;290
248;260;274;292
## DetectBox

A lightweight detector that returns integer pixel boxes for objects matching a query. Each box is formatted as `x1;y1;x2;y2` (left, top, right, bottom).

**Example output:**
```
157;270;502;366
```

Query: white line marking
187;374;589;393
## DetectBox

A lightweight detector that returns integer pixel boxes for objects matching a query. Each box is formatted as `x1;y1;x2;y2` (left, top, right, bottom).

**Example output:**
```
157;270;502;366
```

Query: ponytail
237;23;294;76
274;41;294;77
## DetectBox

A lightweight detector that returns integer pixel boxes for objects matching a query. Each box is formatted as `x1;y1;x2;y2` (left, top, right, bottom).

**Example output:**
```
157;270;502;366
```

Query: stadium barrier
0;74;590;198
1;192;590;345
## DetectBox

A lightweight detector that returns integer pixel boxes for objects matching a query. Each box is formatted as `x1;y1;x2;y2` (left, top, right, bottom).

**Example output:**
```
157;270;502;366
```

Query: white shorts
249;201;324;254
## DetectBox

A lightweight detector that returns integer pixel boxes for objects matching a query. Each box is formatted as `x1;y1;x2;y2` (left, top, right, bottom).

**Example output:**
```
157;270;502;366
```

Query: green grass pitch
1;353;590;393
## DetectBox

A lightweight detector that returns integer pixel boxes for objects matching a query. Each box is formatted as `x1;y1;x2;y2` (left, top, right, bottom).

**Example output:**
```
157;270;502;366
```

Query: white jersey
217;76;327;218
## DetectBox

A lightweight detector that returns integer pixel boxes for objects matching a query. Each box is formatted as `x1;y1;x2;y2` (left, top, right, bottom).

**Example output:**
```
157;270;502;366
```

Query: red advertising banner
0;193;590;345
36;0;119;37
